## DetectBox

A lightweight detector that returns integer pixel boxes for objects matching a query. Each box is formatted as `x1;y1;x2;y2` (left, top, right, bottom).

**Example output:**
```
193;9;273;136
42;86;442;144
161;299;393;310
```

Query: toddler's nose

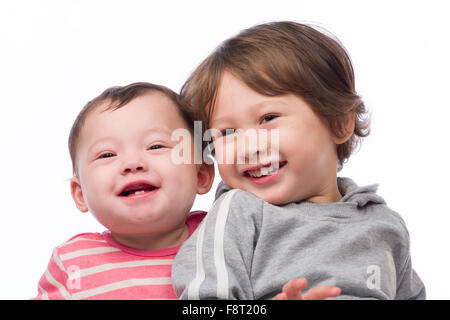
236;129;269;165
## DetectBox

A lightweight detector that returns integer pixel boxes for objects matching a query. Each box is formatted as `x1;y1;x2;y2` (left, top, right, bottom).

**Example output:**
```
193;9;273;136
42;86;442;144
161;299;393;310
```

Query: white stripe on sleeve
44;268;71;299
186;190;237;300
187;212;210;299
214;189;238;299
37;284;49;300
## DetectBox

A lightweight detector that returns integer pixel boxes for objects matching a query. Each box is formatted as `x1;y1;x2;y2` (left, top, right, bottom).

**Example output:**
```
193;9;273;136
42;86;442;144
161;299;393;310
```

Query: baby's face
210;72;341;204
73;93;201;236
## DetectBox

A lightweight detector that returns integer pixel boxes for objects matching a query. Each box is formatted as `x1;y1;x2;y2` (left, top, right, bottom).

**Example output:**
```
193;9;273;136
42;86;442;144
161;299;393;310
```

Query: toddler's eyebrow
211;99;288;126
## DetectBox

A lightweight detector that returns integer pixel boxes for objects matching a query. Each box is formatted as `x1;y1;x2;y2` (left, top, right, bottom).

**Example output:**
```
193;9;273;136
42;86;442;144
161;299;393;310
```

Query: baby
33;82;214;299
172;21;426;299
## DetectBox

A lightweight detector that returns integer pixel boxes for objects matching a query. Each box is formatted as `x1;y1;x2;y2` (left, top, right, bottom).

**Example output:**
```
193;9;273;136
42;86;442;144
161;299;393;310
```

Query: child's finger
282;278;308;299
273;292;288;300
304;286;341;300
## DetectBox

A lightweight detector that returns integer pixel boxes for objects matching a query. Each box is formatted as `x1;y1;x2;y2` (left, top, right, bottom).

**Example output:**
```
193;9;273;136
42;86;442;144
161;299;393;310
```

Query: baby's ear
332;111;356;145
70;176;88;212
196;163;215;195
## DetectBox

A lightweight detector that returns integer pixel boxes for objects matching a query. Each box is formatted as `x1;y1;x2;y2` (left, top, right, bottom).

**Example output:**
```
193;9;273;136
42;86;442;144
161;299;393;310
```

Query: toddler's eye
261;114;278;124
98;152;115;159
220;129;236;137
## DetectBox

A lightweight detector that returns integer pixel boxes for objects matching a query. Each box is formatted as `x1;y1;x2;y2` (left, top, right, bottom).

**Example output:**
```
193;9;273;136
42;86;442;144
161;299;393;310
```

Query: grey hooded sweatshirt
172;177;425;300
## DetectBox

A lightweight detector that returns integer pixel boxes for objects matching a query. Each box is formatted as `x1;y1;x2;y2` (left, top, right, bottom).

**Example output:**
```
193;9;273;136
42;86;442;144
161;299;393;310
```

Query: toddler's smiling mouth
243;161;287;179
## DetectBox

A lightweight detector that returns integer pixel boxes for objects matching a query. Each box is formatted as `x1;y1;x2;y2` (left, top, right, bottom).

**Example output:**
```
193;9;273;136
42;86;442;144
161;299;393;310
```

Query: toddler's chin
248;189;289;206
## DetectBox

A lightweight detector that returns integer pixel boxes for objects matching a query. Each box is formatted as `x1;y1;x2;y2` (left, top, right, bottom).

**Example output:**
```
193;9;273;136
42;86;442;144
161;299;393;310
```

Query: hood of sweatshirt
214;177;386;207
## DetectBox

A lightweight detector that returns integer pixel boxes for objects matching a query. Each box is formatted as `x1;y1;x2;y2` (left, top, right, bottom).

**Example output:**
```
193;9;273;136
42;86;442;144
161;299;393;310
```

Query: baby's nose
121;159;147;174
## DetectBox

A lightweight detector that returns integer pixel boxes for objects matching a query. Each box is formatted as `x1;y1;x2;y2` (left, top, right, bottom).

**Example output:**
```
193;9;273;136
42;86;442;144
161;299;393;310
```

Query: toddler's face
210;72;341;204
72;93;204;236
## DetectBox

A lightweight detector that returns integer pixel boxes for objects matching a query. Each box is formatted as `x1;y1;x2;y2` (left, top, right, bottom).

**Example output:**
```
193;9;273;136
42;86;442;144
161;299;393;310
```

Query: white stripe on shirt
78;259;173;278
58;237;107;248
60;246;120;261
71;277;172;300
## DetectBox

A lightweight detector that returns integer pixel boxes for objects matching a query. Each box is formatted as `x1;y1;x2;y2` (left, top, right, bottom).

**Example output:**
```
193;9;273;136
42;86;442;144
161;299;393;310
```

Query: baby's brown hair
180;21;370;169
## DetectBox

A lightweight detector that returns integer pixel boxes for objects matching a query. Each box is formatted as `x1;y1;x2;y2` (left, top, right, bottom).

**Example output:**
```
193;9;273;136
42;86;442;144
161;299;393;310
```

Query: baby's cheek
166;164;195;187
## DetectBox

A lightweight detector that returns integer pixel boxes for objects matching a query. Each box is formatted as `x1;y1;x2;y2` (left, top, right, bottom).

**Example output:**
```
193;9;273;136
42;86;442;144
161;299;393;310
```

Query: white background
0;0;449;299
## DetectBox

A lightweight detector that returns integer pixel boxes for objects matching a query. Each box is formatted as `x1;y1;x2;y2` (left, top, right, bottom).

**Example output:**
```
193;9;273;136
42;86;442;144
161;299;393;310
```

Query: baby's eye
98;152;115;159
148;144;164;150
260;114;278;124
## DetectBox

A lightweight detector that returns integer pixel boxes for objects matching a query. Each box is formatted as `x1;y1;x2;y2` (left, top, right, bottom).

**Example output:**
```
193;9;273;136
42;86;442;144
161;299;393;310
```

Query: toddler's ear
196;163;215;195
332;111;356;144
70;176;88;213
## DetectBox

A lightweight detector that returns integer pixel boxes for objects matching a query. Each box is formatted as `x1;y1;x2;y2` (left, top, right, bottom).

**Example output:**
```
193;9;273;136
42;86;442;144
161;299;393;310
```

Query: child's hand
273;278;341;300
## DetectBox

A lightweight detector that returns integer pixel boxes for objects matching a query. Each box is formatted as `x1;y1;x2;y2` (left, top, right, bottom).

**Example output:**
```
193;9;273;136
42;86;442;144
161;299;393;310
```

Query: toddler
33;82;214;299
172;21;426;300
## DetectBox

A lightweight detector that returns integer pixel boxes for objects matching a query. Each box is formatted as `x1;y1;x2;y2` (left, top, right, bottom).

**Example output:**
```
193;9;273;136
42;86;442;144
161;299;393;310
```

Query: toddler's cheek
217;164;239;186
213;145;234;165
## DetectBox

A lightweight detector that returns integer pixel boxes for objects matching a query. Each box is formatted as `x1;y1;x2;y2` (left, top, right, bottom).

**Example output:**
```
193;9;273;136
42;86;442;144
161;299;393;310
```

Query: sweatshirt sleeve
389;212;426;300
395;254;426;299
32;248;72;300
360;209;426;300
172;189;264;300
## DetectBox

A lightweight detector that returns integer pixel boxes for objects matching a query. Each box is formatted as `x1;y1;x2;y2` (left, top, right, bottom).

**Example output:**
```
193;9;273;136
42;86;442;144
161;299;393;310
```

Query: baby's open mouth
244;161;287;178
119;182;158;197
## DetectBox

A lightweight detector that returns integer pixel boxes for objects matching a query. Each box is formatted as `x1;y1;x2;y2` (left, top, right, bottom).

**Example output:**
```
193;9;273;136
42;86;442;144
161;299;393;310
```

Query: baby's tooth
134;190;145;195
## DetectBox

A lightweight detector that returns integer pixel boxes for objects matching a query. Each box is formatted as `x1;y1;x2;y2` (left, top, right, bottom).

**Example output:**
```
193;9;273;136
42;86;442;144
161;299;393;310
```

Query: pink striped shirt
33;211;206;300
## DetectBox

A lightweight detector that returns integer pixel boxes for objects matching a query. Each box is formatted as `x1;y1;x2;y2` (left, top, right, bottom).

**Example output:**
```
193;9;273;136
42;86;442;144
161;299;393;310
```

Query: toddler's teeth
261;165;272;176
251;170;262;178
134;190;145;195
248;162;280;178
